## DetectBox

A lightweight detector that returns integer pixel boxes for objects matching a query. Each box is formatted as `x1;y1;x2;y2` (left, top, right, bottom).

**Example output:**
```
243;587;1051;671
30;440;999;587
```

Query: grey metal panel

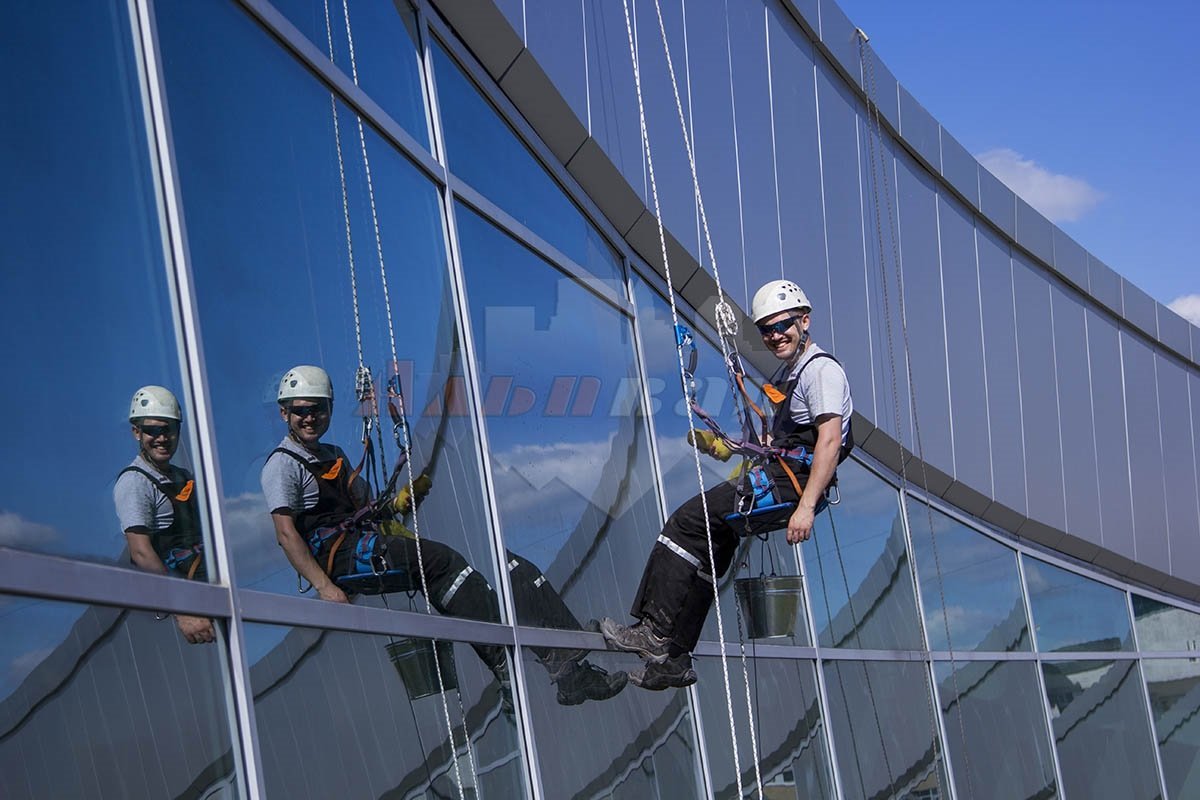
727;0;782;311
1193;325;1200;363
1157;354;1200;584
1051;227;1088;291
1012;254;1066;531
523;0;588;125
1121;277;1158;336
897;84;938;169
894;150;953;473
494;0;524;39
566;137;644;235
1051;285;1102;543
1087;309;1135;561
1121;331;1170;575
781;0;820;37
817;0;862;88
937;193;991;494
1088;254;1123;313
428;0;523;80
1189;371;1200;585
976;227;1026;515
978;166;1015;238
815;59;875;424
939;129;978;209
684;0;753;309
584;0;646;203
1157;302;1193;357
766;6;830;324
859;41;899;131
1014;197;1053;266
498;49;587;165
630;0;698;263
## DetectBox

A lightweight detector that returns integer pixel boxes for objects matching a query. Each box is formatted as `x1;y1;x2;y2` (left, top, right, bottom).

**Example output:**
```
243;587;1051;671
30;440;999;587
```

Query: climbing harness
858;28;974;800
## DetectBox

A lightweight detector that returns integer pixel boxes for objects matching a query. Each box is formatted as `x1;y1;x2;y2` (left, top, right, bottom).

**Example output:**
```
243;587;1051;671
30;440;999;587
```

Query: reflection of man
262;365;626;706
114;386;214;645
604;281;853;689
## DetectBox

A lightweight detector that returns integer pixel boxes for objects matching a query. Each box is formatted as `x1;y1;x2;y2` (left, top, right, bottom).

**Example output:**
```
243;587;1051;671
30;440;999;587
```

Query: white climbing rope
622;2;763;797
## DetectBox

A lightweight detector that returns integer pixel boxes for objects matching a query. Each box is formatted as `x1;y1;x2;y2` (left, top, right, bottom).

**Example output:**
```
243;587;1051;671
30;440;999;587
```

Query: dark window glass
0;594;236;797
908;500;1029;652
935;660;1057;799
0;1;197;569
271;0;431;148
823;660;949;800
1143;658;1200;799
519;648;701;798
1133;595;1200;652
432;42;624;291
803;462;922;650
696;657;834;798
247;623;524;798
456;204;662;629
1024;557;1132;652
158;0;497;598
1041;659;1162;800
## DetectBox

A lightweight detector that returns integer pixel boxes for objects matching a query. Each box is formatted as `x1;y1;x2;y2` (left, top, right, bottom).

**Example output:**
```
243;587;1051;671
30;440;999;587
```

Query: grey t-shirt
772;343;853;447
113;456;177;533
260;436;367;515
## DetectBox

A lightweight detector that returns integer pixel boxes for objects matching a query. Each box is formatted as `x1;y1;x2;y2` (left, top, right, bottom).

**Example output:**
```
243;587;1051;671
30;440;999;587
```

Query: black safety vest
768;352;854;463
119;464;205;579
269;447;360;541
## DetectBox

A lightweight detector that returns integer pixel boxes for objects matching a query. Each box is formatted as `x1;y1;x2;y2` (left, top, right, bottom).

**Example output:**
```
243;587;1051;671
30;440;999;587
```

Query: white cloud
976;148;1105;223
1167;294;1200;327
0;511;59;548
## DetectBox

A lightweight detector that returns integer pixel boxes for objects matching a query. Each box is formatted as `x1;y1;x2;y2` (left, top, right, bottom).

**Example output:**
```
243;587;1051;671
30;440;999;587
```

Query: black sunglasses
138;423;179;438
756;317;801;337
289;401;330;419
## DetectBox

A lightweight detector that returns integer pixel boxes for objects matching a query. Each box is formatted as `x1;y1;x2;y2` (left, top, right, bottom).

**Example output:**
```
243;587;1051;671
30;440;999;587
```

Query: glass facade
2;1;1198;798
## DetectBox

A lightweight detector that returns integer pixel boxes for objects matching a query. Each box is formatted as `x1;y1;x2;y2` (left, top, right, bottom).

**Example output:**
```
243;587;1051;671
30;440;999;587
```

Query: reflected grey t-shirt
260;436;367;515
772;343;853;447
113;456;176;533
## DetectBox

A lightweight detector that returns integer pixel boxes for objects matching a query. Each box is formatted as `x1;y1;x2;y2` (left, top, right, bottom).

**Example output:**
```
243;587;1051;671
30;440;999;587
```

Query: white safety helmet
750;280;812;323
129;385;182;422
277;365;334;403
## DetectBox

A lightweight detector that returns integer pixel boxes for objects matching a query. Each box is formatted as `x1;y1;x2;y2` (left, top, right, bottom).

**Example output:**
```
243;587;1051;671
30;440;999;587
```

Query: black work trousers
631;462;804;657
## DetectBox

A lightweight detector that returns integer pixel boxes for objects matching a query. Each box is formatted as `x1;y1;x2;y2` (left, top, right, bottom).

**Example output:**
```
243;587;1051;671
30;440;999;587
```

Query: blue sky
838;0;1200;324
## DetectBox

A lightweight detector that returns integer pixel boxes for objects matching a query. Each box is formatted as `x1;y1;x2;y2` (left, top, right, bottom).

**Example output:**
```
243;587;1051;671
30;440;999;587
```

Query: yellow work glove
392;471;433;516
687;429;733;462
378;519;417;539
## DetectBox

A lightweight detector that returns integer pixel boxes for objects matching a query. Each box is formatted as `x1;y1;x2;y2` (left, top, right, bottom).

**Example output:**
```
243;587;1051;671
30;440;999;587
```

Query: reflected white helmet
750;280;811;323
278;365;334;403
129;385;182;422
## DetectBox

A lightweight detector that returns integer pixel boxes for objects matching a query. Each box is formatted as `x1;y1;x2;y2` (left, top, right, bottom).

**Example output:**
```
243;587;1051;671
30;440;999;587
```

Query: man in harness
262;365;627;707
114;386;214;645
603;280;853;689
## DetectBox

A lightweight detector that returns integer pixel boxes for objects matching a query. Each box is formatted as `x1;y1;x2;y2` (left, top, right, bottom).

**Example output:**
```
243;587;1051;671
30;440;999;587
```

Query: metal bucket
735;575;804;639
386;638;459;701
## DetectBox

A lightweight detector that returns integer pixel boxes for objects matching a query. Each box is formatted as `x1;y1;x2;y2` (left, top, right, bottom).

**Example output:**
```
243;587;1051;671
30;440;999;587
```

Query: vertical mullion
1128;592;1171;800
1017;553;1067;797
415;3;543;797
130;0;264;796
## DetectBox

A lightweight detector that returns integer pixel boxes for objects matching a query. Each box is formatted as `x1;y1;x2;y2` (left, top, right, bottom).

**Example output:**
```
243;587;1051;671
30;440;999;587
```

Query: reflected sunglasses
138;423;178;438
756;317;801;337
289;401;330;419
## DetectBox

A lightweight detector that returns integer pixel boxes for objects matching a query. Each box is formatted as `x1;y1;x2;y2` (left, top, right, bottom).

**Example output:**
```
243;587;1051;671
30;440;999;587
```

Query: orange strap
762;383;787;404
324;531;348;575
734;372;770;445
775;456;805;500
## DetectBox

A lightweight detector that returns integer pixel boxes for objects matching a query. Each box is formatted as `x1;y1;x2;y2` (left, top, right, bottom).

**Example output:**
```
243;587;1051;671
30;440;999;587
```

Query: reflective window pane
519;648;701;798
696;657;834;799
1144;658;1200;799
2;2;196;568
1024;557;1133;652
803;462;923;650
248;623;524;798
935;660;1057;799
908;500;1029;652
433;41;624;291
159;0;498;598
1133;595;1200;652
1041;659;1162;800
823;660;948;800
0;594;236;798
272;0;431;148
456;203;662;629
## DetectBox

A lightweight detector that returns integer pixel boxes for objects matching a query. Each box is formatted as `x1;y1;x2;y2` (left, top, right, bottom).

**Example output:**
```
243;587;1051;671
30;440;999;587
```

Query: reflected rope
621;2;759;797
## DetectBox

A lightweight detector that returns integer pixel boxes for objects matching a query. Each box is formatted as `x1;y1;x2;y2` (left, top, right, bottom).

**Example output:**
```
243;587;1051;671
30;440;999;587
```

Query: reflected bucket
386;638;459;701
735;575;804;639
